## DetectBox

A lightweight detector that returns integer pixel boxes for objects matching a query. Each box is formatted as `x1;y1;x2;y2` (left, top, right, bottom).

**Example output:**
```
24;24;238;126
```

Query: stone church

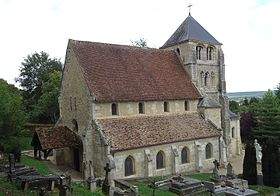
51;13;241;180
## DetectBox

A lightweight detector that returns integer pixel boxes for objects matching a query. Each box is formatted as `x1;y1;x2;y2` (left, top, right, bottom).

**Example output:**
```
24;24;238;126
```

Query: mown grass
72;182;104;196
21;155;52;176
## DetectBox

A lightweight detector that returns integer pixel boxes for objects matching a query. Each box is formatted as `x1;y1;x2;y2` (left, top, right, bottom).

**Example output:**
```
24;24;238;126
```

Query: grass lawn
72;182;104;196
21;155;52;176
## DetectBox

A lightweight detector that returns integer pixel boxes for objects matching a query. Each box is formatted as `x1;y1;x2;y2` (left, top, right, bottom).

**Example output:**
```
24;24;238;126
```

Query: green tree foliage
275;83;280;98
31;71;62;123
0;79;27;152
16;51;62;123
229;100;239;114
131;38;148;47
242;90;280;187
243;143;257;185
251;91;280;139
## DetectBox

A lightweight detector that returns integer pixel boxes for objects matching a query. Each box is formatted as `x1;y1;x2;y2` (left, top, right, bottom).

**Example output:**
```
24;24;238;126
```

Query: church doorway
73;147;81;171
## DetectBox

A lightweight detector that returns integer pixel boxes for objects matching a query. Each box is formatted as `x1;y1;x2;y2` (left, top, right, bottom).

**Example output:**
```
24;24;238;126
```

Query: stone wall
199;107;221;129
93;100;199;118
113;137;219;179
229;118;241;156
57;43;95;175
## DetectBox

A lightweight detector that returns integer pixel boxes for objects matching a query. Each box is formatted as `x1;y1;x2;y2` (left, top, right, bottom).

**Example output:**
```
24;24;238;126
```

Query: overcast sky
0;0;279;92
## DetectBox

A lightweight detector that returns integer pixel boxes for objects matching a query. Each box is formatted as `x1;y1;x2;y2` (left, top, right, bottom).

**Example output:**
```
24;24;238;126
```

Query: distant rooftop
161;14;221;48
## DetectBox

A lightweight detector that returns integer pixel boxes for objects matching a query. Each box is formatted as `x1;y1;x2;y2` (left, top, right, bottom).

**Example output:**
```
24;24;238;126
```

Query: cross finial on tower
188;4;192;15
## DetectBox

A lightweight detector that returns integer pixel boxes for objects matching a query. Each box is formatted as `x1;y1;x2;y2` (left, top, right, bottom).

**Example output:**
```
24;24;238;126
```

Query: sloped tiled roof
33;126;82;150
70;40;201;102
96;113;221;152
198;97;221;108
161;14;221;48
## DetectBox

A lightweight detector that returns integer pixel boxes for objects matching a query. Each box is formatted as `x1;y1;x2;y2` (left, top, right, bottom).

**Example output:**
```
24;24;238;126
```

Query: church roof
32;126;82;150
198;97;221;108
70;40;201;102
161;14;221;48
96;112;221;152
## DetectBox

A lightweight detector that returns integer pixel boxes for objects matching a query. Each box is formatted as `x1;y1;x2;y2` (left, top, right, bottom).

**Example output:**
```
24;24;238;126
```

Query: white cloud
0;0;279;92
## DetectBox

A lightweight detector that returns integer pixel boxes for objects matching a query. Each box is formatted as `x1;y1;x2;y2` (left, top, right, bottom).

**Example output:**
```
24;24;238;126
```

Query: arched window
196;46;203;60
207;47;214;60
72;119;78;132
156;151;165;169
124;156;135;176
184;100;190;111
176;48;180;55
181;147;190;164
138;102;144;114
232;127;235;138
205;143;213;159
111;103;118;115
204;72;210;86
164;101;169;112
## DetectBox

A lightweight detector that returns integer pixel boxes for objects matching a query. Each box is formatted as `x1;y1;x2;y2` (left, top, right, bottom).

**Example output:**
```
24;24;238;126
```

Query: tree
242;90;280;187
31;71;62;123
229;100;239;114
0;79;27;152
275;83;280;98
131;38;148;47
16;51;62;123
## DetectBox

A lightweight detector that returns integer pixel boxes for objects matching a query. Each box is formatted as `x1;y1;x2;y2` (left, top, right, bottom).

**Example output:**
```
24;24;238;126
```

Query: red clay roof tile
70;40;201;102
96;112;221;152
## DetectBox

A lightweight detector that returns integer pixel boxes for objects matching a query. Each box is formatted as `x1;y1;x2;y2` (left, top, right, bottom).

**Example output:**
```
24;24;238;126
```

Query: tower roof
161;14;221;48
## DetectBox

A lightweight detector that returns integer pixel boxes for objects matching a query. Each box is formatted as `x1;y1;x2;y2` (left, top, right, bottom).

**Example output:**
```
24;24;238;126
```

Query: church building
48;13;241;180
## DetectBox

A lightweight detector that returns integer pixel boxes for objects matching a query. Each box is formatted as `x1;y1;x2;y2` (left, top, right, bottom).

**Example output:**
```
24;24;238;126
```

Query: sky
0;0;279;93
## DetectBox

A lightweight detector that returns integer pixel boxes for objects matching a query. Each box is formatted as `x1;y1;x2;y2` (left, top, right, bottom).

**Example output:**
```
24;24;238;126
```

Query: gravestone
169;176;205;195
226;163;236;179
212;160;220;181
58;175;71;196
12;145;21;162
87;161;97;192
213;159;220;170
102;163;111;195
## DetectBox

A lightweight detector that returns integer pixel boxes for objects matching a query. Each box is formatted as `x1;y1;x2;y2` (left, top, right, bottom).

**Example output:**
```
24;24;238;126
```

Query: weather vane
188;4;193;15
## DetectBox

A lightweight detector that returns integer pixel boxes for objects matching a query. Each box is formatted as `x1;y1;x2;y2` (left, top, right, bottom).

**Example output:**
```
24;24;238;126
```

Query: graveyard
0;147;280;195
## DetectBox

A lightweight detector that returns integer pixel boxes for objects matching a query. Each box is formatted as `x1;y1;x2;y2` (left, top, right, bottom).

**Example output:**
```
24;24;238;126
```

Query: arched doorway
73;147;82;171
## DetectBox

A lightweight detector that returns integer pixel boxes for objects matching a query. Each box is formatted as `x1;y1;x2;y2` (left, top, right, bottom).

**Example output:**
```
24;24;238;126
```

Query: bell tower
160;13;240;159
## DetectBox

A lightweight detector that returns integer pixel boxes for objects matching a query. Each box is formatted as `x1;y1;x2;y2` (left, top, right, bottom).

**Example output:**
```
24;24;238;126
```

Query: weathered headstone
59;175;71;196
213;159;220;170
254;139;263;185
87;161;97;192
226;163;235;179
12;145;21;162
102;163;111;195
212;160;220;181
